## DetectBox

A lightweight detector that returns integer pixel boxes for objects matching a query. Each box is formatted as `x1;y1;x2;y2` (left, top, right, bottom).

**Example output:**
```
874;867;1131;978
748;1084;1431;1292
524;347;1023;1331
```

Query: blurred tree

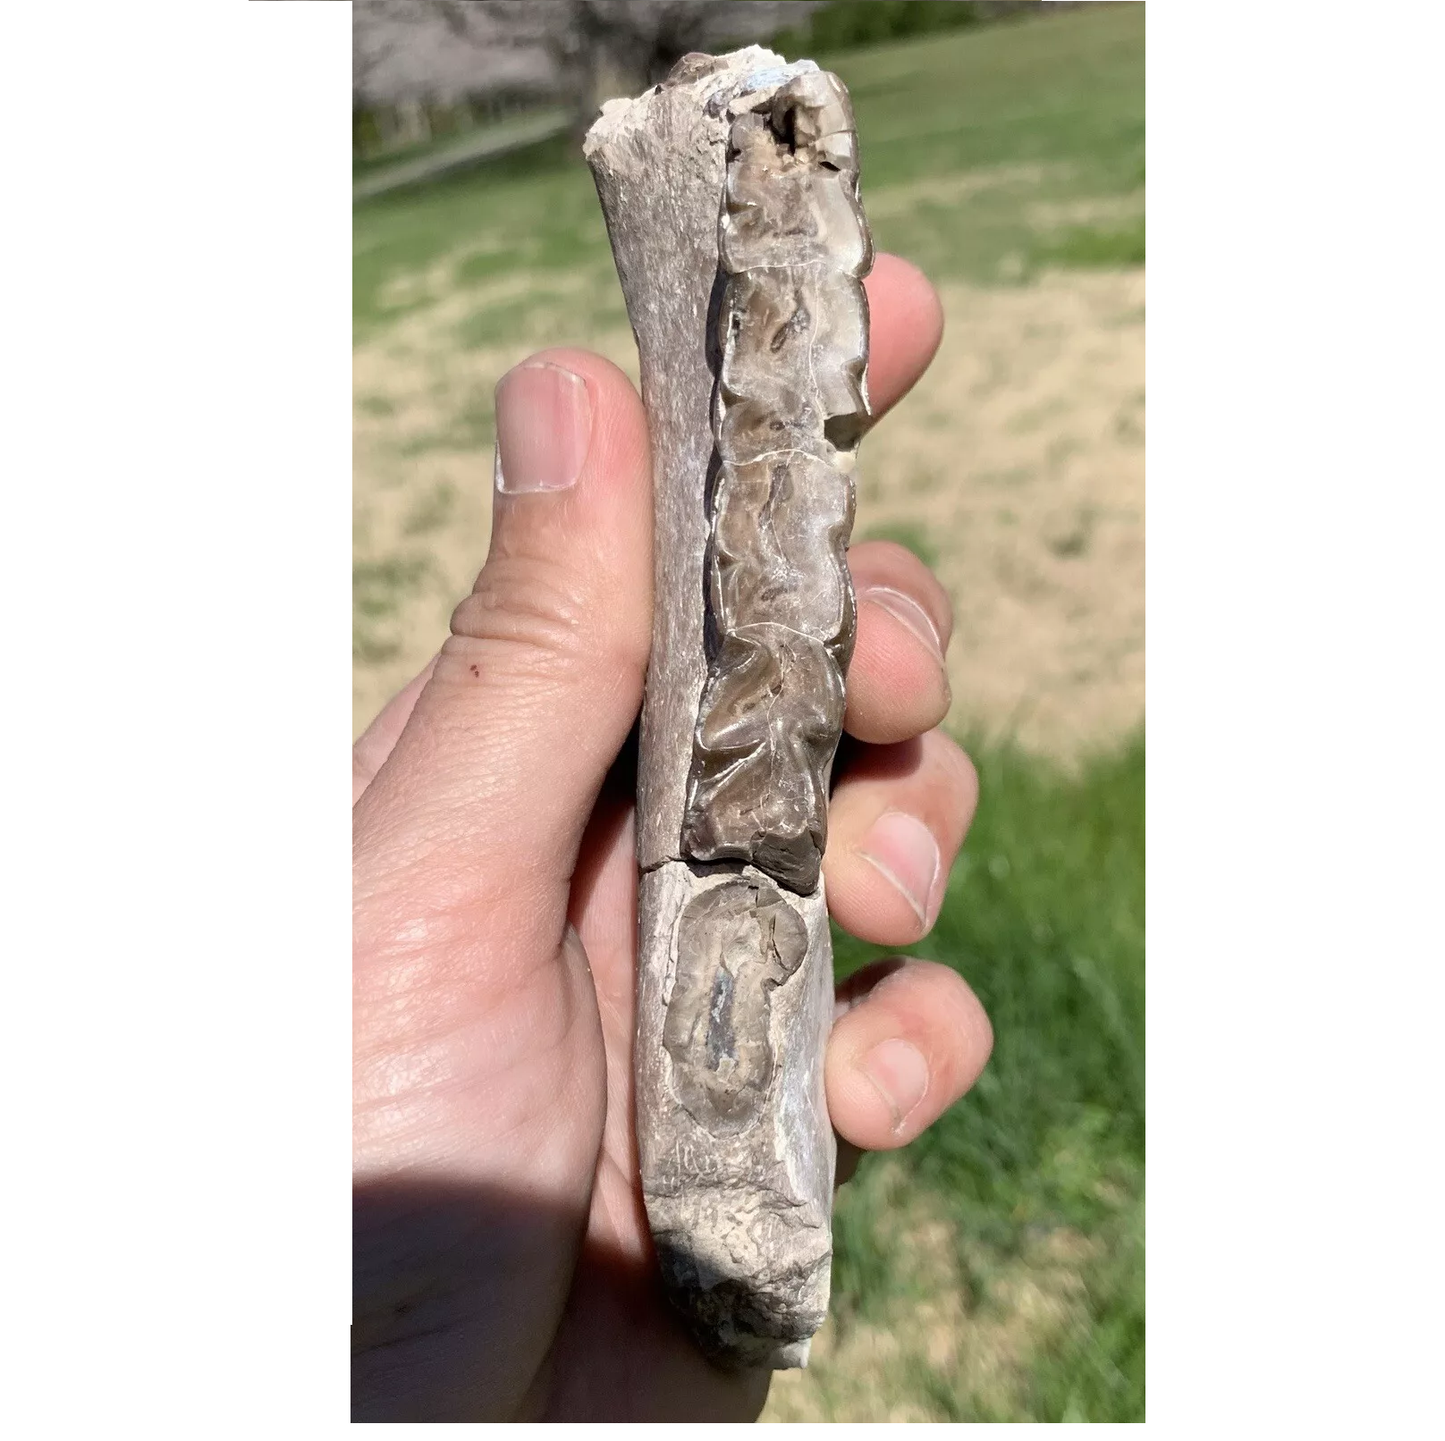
355;1;822;139
773;0;1082;57
443;1;825;134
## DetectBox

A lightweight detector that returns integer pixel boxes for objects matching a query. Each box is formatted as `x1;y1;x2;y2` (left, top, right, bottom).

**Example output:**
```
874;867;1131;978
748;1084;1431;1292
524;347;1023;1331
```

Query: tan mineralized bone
584;47;872;1372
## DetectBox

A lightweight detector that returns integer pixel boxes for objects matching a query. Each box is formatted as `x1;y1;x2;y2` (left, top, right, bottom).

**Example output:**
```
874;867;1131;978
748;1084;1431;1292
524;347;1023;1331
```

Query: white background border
3;0;1442;1430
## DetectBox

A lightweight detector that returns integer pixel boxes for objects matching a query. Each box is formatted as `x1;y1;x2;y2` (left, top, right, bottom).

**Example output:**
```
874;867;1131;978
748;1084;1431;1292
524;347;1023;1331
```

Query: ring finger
824;728;979;946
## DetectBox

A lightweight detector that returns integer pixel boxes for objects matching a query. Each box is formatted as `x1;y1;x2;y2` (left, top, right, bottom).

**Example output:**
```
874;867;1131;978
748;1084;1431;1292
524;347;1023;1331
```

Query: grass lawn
354;2;1144;1421
767;734;1144;1421
352;109;571;200
353;3;1143;334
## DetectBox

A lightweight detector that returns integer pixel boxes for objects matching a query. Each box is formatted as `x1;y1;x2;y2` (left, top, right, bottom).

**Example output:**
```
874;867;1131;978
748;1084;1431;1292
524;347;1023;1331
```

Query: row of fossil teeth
680;70;874;896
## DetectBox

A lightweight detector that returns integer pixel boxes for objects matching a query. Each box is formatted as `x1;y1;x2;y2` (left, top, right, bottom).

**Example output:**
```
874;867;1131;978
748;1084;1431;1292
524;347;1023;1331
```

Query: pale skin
353;256;994;1421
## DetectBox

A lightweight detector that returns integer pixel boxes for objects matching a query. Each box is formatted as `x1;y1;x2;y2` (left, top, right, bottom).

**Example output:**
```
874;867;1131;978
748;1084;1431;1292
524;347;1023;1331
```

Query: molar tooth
684;70;870;895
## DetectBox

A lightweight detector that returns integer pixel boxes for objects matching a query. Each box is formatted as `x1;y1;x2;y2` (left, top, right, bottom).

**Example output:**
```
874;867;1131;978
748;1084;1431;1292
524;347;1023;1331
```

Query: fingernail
859;810;941;927
862;586;945;664
860;1038;930;1134
494;361;592;494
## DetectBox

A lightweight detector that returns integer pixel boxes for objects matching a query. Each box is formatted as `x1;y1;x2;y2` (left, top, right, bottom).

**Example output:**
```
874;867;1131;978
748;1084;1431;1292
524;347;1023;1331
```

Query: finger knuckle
446;555;646;689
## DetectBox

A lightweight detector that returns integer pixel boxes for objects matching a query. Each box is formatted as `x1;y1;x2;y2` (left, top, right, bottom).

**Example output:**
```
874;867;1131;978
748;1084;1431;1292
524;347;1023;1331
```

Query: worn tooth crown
681;71;872;896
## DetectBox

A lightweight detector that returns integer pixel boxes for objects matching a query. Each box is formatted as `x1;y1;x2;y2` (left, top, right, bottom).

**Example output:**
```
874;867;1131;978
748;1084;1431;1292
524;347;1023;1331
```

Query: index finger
864;253;945;425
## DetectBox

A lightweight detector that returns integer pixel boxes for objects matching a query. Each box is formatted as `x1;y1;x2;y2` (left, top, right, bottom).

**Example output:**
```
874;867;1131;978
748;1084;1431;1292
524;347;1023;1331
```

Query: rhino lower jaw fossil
585;48;871;1371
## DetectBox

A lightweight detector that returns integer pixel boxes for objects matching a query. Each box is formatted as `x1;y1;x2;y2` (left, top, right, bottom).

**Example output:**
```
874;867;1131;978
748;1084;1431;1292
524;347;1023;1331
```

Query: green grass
353;3;1144;335
353;132;617;338
353;554;435;665
1033;216;1147;271
837;733;1144;1202
858;519;943;569
826;3;1144;283
354;130;464;180
823;734;1145;1421
774;0;995;57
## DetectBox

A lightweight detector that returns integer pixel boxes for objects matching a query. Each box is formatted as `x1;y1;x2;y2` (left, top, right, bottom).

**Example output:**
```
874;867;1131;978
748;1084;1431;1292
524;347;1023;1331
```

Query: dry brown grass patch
354;268;1144;764
760;1159;1100;1423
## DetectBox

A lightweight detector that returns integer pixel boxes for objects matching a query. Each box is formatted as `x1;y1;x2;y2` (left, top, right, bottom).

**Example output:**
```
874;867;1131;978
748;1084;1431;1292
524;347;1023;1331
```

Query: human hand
352;254;994;1421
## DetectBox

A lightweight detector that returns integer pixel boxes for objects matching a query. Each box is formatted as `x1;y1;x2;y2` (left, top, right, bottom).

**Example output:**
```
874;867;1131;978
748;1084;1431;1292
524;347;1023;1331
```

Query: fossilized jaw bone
585;49;871;1372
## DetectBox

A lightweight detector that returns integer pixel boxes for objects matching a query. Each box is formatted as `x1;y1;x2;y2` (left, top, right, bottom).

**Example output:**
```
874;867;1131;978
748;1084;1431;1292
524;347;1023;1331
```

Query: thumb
355;349;653;970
